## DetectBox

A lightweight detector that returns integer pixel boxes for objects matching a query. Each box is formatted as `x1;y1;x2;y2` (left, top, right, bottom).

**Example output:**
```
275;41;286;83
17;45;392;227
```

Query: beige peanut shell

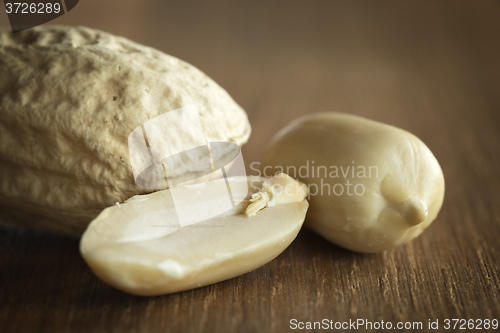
0;26;250;236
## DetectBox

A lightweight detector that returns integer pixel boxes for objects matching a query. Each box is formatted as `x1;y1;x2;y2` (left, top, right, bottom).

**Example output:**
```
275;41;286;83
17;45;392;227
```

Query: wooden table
1;1;499;332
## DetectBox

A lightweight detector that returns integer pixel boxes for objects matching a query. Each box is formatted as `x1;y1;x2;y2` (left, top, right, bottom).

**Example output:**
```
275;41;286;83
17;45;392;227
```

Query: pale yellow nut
0;26;250;236
80;175;308;296
261;113;445;253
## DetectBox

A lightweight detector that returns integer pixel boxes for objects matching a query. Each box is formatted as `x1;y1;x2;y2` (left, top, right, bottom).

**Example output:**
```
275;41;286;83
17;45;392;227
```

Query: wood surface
1;0;499;332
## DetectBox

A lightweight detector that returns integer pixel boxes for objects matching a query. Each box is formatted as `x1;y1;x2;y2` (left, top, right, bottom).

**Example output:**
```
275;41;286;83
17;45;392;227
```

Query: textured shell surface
0;26;251;236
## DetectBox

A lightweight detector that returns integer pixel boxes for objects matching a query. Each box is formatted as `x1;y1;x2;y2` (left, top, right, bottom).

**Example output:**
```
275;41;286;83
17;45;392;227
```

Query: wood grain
1;0;499;332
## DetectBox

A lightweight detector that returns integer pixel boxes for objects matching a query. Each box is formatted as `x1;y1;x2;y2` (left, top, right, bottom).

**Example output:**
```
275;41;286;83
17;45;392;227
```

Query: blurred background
1;1;499;332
